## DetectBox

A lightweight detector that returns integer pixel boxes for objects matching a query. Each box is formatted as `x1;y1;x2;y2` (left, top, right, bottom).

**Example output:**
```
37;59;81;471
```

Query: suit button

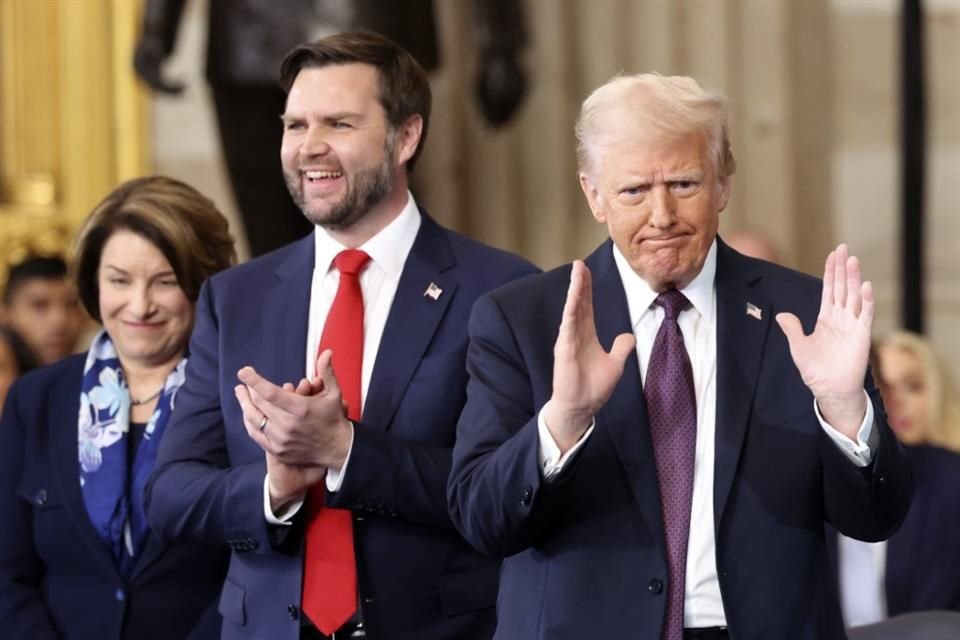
34;489;47;506
648;579;663;595
520;486;533;506
287;604;299;620
363;597;375;605
114;588;125;602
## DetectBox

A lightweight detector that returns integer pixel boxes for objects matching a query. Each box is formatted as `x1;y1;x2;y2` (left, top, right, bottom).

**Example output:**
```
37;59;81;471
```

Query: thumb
609;333;637;365
316;349;341;396
775;312;805;348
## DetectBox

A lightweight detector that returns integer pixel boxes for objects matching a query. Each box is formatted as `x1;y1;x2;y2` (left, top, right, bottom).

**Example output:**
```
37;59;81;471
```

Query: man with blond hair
449;73;911;639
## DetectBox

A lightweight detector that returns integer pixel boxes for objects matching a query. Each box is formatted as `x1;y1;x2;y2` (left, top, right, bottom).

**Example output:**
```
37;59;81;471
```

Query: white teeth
304;170;342;179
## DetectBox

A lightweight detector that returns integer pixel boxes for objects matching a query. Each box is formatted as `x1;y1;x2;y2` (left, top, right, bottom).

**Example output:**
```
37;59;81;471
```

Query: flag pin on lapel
746;302;762;320
424;282;443;301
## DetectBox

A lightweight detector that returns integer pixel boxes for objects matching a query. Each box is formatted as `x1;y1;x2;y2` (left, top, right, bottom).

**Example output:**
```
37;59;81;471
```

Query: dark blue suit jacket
145;215;538;640
0;355;228;640
829;445;960;619
449;239;912;640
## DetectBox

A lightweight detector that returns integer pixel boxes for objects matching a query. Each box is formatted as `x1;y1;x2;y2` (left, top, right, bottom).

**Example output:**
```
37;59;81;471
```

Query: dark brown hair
280;31;432;170
72;176;237;322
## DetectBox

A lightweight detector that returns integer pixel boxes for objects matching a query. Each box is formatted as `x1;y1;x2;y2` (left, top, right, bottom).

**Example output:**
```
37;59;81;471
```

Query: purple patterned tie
644;289;697;640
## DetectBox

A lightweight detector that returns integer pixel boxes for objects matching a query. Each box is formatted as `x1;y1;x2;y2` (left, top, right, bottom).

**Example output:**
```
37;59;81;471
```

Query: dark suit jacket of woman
0;354;228;639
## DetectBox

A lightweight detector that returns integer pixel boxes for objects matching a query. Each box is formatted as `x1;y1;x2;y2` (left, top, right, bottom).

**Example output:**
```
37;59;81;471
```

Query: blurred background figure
134;0;528;257
724;228;783;264
1;256;87;366
832;330;960;628
875;330;960;452
0;326;37;415
0;176;235;639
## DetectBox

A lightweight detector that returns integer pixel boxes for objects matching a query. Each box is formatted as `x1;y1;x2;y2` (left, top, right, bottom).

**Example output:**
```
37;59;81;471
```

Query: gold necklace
130;386;163;406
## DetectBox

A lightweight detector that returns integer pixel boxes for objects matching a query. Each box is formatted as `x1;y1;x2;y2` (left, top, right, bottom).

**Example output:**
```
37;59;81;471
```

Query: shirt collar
613;238;717;327
313;190;422;277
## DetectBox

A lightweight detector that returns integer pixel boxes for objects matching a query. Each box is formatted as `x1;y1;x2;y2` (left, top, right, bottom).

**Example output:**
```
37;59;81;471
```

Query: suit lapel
261;236;315;384
713;241;772;526
138;239;312;579
588;243;666;547
50;364;122;578
362;216;457;430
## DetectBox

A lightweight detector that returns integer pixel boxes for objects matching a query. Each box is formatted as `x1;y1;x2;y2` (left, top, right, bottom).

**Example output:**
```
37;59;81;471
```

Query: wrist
817;392;867;436
267;477;299;513
323;418;354;469
543;400;591;453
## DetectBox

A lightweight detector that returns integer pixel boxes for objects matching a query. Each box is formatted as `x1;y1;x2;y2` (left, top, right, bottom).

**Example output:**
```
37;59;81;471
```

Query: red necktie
302;249;370;634
644;290;697;640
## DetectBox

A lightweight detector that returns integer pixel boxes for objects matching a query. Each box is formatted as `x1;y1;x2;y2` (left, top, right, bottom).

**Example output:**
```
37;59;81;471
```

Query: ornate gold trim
0;0;148;285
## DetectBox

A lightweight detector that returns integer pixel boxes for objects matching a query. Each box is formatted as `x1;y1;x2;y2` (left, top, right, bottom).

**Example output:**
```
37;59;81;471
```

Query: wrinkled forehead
588;129;712;182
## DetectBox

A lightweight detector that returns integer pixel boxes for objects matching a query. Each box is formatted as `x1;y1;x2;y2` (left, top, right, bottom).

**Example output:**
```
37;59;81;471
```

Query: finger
237;366;300;414
559;261;594;348
282;382;296;392
609;333;637;365
860;280;875;329
316;349;341;398
821;249;835;312
234;383;265;426
295;377;314;395
234;385;275;452
845;254;863;317
561;261;585;326
775;312;805;351
833;244;848;310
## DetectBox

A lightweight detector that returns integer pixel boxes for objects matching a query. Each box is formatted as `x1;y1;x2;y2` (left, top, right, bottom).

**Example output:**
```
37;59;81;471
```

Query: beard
287;137;396;231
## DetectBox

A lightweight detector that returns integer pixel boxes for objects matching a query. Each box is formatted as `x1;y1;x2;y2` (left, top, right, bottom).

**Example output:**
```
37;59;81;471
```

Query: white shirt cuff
537;402;595;480
816;390;876;467
263;474;304;525
325;421;355;492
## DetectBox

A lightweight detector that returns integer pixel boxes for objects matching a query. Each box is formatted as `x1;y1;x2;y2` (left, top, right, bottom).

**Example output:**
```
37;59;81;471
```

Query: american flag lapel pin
424;282;443;301
746;302;762;320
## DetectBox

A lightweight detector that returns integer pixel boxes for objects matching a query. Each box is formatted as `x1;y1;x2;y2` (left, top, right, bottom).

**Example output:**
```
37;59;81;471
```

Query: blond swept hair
575;73;737;179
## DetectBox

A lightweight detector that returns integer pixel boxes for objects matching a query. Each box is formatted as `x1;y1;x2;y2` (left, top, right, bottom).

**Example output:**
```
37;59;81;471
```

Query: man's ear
395;115;423;166
579;172;606;223
716;174;731;213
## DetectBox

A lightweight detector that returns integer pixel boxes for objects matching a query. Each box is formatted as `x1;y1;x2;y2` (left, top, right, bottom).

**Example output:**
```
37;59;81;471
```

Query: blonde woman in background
834;330;960;628
874;330;960;453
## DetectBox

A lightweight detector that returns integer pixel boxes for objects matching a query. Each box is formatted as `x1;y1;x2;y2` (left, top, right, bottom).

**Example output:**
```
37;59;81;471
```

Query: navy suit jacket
449;239;912;640
829;445;960;619
145;214;538;640
0;355;227;640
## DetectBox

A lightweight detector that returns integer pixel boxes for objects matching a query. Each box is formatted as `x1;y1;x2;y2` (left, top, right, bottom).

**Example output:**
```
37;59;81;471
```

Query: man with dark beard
145;33;538;640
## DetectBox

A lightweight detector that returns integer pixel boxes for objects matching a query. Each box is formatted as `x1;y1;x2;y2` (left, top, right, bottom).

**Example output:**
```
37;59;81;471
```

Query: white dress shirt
263;192;421;523
838;535;888;627
538;239;876;627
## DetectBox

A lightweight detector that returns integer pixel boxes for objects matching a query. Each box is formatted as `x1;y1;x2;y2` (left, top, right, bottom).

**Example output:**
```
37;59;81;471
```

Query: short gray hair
575;73;736;178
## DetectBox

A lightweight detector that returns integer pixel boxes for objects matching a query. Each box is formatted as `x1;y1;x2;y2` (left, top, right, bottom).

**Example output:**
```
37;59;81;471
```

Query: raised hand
544;260;636;452
775;244;873;439
235;350;352;469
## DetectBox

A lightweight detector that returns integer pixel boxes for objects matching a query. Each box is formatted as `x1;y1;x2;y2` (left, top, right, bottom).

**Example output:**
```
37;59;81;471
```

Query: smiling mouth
303;170;343;182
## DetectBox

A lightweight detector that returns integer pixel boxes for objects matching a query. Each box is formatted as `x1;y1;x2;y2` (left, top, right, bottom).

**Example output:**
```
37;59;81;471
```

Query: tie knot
655;289;690;319
334;249;371;276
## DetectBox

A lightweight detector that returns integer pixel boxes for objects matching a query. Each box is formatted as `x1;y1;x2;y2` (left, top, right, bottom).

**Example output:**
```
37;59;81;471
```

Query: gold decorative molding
0;0;149;286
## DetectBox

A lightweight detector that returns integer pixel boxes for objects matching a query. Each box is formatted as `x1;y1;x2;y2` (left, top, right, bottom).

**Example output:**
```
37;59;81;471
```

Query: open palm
776;244;873;438
547;261;636;450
